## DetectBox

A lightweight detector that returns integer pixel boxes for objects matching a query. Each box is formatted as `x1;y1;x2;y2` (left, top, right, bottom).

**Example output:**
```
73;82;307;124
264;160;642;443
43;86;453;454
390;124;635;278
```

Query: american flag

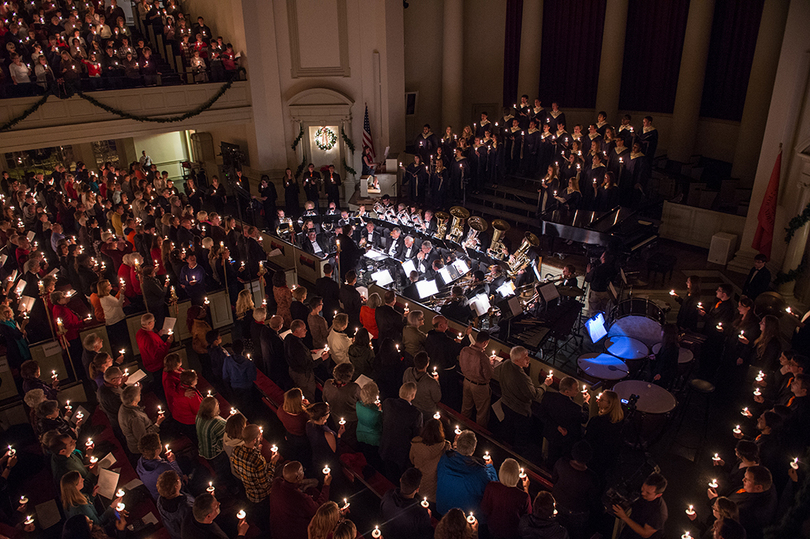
363;104;376;161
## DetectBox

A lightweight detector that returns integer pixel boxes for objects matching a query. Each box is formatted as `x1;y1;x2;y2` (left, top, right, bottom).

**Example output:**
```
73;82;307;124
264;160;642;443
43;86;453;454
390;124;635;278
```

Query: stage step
471;193;538;215
465;202;539;228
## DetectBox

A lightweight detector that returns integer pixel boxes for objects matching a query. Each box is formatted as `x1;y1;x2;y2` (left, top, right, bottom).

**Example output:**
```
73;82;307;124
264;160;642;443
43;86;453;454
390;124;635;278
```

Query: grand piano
540;205;660;254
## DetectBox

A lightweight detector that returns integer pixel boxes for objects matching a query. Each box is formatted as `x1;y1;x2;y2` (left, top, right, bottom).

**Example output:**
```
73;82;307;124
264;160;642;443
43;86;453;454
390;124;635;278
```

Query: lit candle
322;465;331;475
23;515;33;525
733;425;741;435
19;495;27;505
685;504;695;516
372;526;381;538
158;405;163;415
708;478;718;488
207;390;212;397
421;497;429;508
682;532;692;539
204;297;209;305
230;407;237;415
483;451;491;463
466;512;476;524
86;438;93;449
237;510;246;521
89;456;98;464
756;371;764;382
519;467;527;479
339;417;346;425
165;444;171;454
207;481;215;493
712;453;721;463
697;302;703;309
65;400;71;411
51;370;57;381
116;502;125;512
271;444;278;454
791;458;799;470
341;498;350;510
455;425;461;435
742;407;749;416
753;388;761;396
116;488;125;498
433;411;441;420
669;290;675;296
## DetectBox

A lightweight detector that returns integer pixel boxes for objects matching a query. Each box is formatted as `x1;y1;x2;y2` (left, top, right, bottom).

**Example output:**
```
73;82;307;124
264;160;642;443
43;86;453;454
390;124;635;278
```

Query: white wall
131;132;189;179
404;0;444;136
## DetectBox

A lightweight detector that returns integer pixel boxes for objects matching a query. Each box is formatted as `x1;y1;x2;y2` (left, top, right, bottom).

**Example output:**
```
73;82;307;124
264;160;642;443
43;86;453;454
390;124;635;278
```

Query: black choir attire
538;130;555;176
595;184;619;211
450;156;469;202
316;275;341;325
701;297;737;378
487;140;502;184
583;164;604;210
302;170;321;208
610;146;632;200
742;265;772;300
337;232;361;280
431;167;449;209
260;182;278;227
625;150;650;207
595;120;609;138
415;131;440;164
474;119;493;140
405;162;429;205
617;124;635;147
506;125;522;174
547;109;566;134
339;283;363;327
538;391;589;467
554;129;571;161
639;126;659;165
531;105;549;129
522;127;541;177
324;171;342;207
675;292;701;333
283;176;300;217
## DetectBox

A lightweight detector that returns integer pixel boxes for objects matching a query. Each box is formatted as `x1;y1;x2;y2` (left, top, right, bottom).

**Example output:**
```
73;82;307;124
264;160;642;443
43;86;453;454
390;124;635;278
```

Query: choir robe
626;152;650;189
548;109;566;133
450;157;470;200
610;147;632;200
617;124;635;147
538;176;561;213
531;106;549;129
555;130;572;159
499;115;515;140
595;119;609;137
583;164;606;210
538;132;555;176
516;104;532;129
474;119;493;140
416;131;440;163
558;162;578;191
506;127;523;173
487;142;502;183
473;144;490;188
430;169;449;209
595;184;620;211
302;171;320;205
522;128;541;175
585;133;603;156
600;137;616;160
405;163;430;203
441;136;457;158
639;126;659;163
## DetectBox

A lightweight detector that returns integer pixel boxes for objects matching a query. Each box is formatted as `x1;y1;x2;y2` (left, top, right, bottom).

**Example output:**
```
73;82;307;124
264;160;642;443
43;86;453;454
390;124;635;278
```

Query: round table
605;336;649;361
576;353;630;381
612;380;677;415
651;343;695;364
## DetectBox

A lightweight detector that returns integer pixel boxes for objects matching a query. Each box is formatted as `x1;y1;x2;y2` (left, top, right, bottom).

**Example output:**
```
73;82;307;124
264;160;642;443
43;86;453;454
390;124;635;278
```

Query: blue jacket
136;456;183;500
208;345;229;379
222;352;257;390
435;451;498;515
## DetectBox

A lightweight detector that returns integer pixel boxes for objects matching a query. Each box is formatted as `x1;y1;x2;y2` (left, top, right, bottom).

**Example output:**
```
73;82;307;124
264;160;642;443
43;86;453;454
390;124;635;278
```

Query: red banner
752;148;782;259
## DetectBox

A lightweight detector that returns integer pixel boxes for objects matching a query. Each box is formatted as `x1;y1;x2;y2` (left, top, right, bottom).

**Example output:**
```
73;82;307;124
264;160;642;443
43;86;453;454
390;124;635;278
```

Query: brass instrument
276;218;294;241
487;219;511;259
507;232;540;277
464;216;488;250
434;211;450;239
372;201;385;216
447;206;470;243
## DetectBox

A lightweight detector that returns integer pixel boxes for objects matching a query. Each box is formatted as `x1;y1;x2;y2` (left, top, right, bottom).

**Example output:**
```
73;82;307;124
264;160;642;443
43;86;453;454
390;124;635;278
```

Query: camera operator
612;472;668;539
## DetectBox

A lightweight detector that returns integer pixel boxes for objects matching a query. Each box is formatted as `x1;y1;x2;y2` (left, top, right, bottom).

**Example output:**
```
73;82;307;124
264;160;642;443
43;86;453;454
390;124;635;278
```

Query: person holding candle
409;419;450;504
285;320;328;401
179;253;206;306
272;270;293;329
51;289;89;377
583;391;625;477
196;397;234;494
135;433;185;501
538;376;590;469
685;496;739;539
435;508;477;539
88;352;114;388
37;399;81;440
137;313;174;402
60;471;126;531
479;458;532;539
231;424;280;532
118;384;165;459
307;501;343;539
326;313;353;365
323;362;360;446
672;275;702;333
402;351;442;421
268;461;332;539
720;466;777;539
221;340;258;417
750;315;782;374
711;440;760;496
182;492;249;539
435;430;498;515
698;284;737;378
339;271;363;327
380;467;434;539
305;402;345;487
20;359;59;401
171;369;204;443
459;331;494;427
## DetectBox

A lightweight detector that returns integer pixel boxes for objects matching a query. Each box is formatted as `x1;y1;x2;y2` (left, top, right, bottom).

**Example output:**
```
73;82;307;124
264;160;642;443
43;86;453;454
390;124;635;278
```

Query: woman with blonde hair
277;388;311;465
88;353;113;388
97;278;129;354
235;289;255;341
307;501;341;539
435;508;475;539
61;470;125;528
327;313;352;365
584;390;624;475
223;411;247;475
480;458;531;538
331;520;357;539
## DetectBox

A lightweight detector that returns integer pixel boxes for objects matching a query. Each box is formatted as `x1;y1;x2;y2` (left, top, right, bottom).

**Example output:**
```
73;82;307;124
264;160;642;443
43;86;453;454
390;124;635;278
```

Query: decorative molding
288;88;354;123
287;0;351;79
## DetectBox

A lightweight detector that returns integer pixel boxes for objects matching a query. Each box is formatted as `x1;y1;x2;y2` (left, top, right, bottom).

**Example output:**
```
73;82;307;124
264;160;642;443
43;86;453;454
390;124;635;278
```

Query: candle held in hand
372;526;381;538
708;479;718;488
116;488;125;498
421;497;429;508
323;465;331;475
685;504;695;516
237;510;246;520
791;458;799;470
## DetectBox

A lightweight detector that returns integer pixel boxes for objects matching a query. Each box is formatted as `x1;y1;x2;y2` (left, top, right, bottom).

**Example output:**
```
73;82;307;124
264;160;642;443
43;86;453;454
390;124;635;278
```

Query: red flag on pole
752;146;782;259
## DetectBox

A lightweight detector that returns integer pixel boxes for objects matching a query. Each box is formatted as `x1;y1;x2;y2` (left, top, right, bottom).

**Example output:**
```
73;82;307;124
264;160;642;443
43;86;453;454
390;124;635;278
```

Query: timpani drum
577;353;629;381
608;298;665;348
605;336;649;361
651;343;694;364
613;380;677;446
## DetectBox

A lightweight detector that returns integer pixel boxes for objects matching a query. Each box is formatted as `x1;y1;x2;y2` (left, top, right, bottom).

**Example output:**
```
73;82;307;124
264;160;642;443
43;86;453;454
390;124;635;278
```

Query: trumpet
448;206;470;243
464;216;488;250
488;219;511;259
276;218;294;241
434;211;450;239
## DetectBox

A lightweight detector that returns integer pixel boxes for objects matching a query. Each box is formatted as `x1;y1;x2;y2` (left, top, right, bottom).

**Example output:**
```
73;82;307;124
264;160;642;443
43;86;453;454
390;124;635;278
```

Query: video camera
602;457;660;512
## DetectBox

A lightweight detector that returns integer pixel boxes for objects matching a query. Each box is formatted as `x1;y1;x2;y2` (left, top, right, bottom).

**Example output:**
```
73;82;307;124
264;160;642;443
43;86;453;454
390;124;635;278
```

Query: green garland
77;72;243;123
342;159;356;177
291;125;304;151
774;260;806;286
785;202;810;243
294;154;307;178
314;127;337;151
0;93;50;132
340;126;355;154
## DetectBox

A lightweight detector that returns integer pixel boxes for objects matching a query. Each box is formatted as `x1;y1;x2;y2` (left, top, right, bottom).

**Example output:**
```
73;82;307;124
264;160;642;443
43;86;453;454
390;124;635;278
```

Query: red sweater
268;478;330;539
171;385;202;425
136;329;171;373
52;304;83;341
162;370;182;410
480;481;532;539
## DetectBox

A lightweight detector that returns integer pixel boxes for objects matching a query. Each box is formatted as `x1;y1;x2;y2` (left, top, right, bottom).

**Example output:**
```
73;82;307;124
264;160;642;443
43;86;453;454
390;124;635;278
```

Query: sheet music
97;468;120;500
401;259;416;276
371;269;393;286
416;280;439;299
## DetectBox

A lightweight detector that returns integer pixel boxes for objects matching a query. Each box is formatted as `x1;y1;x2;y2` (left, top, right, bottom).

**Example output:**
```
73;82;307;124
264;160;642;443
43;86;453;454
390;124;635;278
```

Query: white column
668;0;716;163
594;0;629;123
731;0;790;186
516;0;543;100
442;0;464;132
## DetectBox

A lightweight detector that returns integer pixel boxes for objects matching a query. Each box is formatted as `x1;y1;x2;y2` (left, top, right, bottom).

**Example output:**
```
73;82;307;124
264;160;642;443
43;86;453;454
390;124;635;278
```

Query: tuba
434;211;450;239
488;219;511;259
276;217;294;241
464;216;488;250
507;232;540;277
447;206;470;243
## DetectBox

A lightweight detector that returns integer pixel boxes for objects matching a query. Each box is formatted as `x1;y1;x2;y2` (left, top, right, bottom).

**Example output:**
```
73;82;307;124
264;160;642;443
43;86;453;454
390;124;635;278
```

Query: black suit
355;228;383;250
337;233;361;279
301;235;329;258
316;276;341;324
340;283;363;326
379;397;423;479
402;282;419;301
742;266;771;300
441;298;472;325
383;236;404;259
537;392;588;466
397;241;420;262
325;172;342;205
376;304;405;343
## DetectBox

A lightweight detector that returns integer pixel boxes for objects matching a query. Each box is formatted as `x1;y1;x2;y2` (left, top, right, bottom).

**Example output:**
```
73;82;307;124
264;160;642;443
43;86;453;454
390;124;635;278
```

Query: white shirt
100;294;127;325
311;240;323;255
388;239;398;256
326;328;352;365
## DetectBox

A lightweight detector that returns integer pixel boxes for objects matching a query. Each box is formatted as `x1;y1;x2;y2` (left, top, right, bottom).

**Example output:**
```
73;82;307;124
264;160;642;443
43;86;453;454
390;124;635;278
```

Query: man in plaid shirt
231;424;280;531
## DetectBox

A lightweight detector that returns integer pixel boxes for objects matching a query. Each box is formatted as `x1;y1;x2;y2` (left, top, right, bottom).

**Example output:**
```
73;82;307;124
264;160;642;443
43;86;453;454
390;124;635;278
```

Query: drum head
608;315;662;348
613;380;677;414
577;353;629;381
605;336;649;361
651;343;694;364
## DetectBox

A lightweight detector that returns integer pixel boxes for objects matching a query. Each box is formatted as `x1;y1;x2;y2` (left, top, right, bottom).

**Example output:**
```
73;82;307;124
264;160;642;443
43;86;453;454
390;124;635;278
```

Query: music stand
370;269;394;287
416;279;439;299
